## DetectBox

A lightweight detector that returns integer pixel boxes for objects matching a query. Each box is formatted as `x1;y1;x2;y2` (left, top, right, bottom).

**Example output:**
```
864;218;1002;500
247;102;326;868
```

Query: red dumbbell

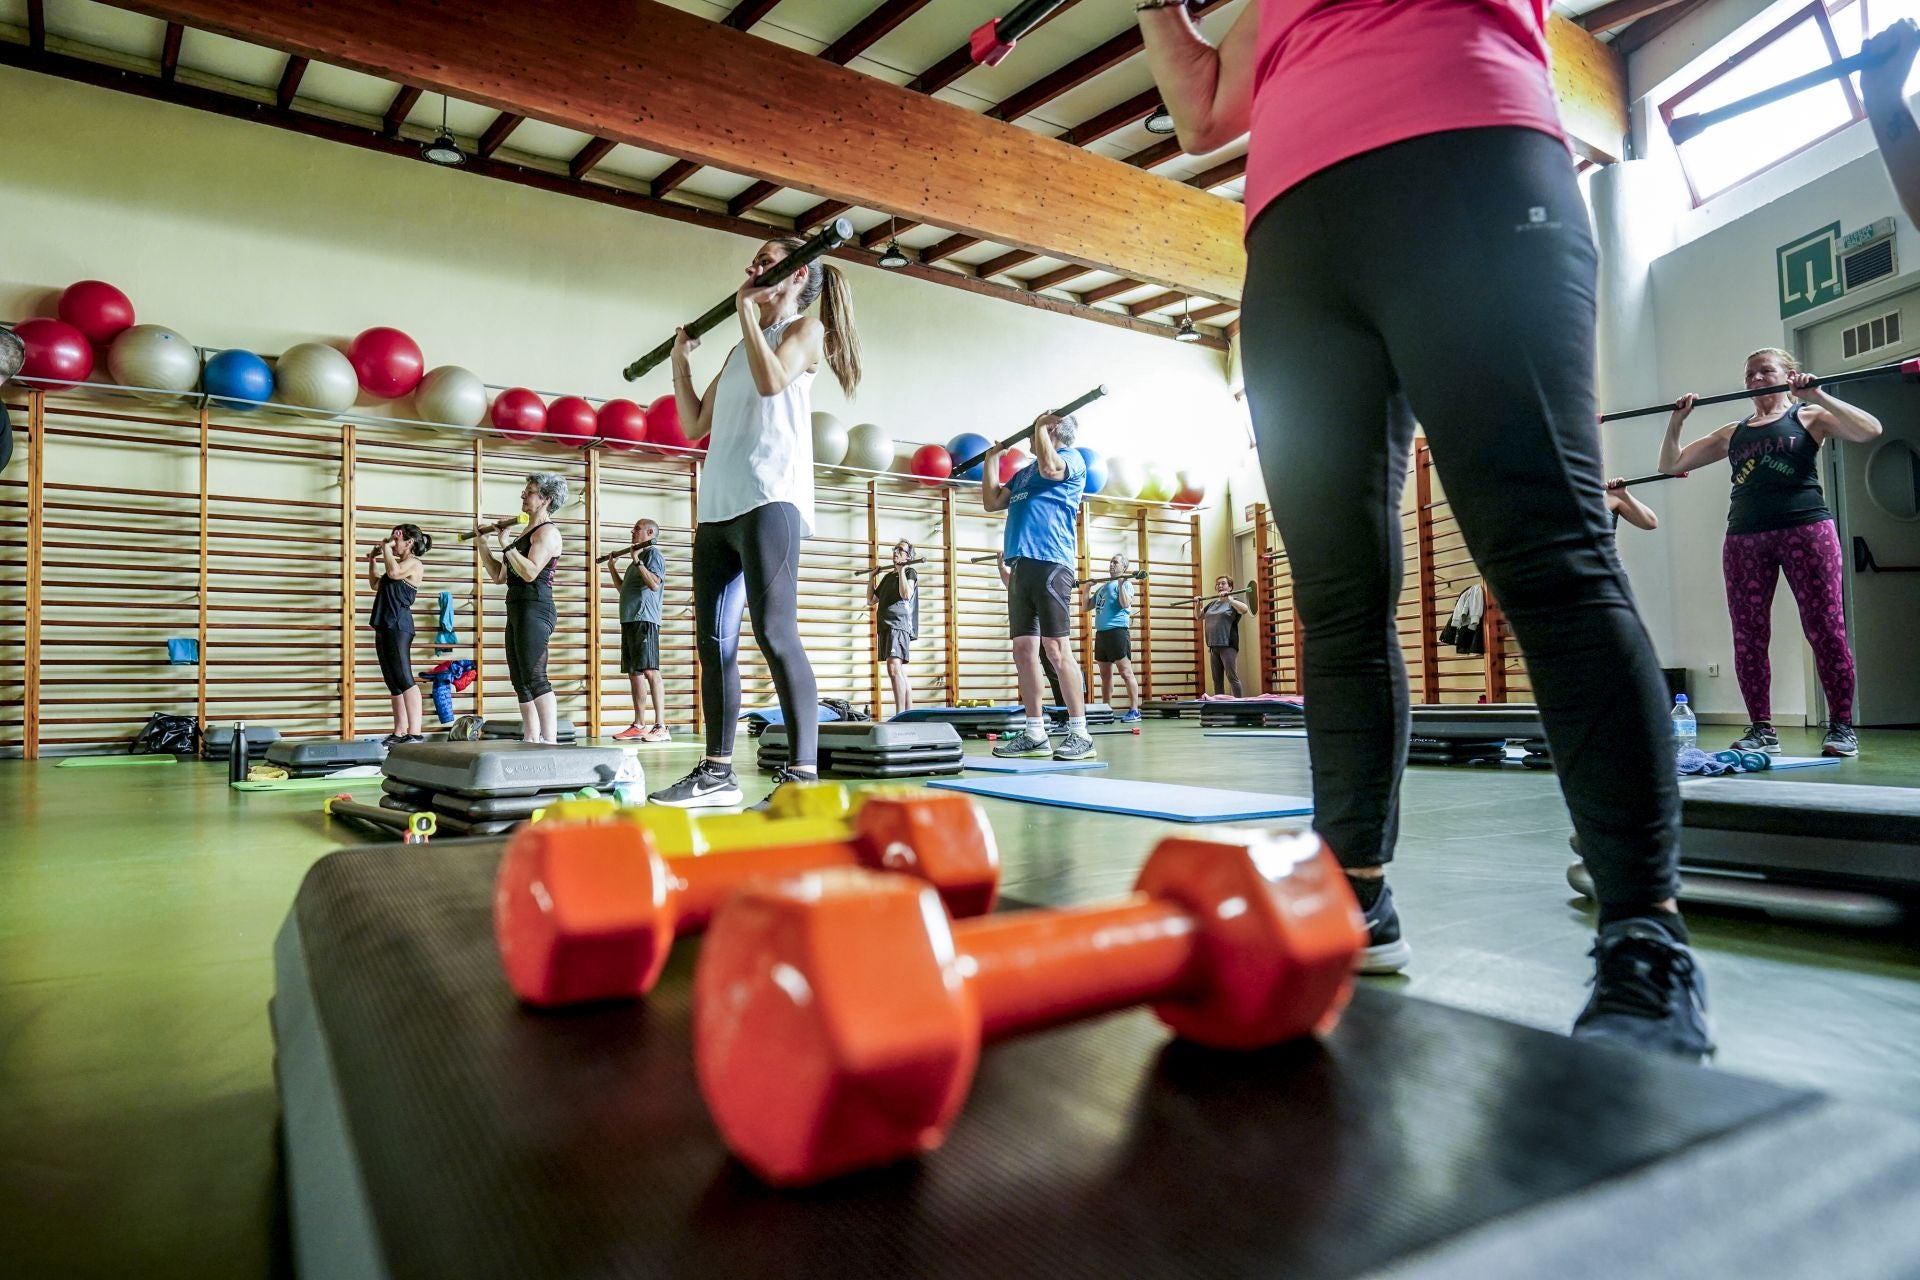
496;790;998;1007
693;830;1365;1185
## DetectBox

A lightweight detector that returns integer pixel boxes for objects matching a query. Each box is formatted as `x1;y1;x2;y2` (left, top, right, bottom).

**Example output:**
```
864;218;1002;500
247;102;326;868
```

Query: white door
1800;295;1920;726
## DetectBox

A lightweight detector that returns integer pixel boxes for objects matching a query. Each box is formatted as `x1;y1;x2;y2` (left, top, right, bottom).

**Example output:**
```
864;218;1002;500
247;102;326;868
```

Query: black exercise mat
275;842;1828;1280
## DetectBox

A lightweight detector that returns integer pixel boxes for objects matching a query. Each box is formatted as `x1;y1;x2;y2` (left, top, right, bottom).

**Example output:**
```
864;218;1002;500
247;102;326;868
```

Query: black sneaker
1572;918;1713;1063
647;760;743;809
1729;722;1780;753
1821;722;1859;757
1355;878;1411;974
747;766;817;812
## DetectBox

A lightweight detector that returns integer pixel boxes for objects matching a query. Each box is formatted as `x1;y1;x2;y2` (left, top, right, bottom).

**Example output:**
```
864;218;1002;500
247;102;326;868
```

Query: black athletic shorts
1007;557;1074;639
1094;627;1131;663
620;620;660;674
878;622;913;663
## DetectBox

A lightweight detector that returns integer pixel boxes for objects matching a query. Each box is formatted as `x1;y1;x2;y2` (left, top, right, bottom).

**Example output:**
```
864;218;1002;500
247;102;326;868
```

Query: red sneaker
612;724;646;741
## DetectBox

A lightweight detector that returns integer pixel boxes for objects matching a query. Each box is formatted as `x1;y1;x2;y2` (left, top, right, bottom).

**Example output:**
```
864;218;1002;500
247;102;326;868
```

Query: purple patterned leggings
1722;519;1854;724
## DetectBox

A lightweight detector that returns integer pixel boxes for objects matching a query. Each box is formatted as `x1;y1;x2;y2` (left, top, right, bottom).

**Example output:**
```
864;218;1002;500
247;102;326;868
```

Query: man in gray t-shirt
610;518;669;742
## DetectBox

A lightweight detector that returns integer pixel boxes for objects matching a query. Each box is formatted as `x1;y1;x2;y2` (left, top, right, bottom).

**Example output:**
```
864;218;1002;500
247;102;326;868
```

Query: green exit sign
1778;223;1843;319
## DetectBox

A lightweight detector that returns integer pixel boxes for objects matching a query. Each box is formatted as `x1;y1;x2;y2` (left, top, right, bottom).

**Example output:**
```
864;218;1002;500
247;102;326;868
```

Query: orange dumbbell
693;830;1365;1185
495;789;998;1007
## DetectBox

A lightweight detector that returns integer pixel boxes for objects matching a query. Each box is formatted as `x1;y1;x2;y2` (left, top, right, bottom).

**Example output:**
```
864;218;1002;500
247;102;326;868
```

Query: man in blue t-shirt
1087;552;1142;722
981;412;1092;761
609;518;669;743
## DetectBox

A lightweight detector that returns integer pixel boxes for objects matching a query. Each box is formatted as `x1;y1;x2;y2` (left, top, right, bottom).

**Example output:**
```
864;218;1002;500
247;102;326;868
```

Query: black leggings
1208;646;1243;697
503;600;555;702
693;502;819;767
1241;127;1679;917
374;626;414;696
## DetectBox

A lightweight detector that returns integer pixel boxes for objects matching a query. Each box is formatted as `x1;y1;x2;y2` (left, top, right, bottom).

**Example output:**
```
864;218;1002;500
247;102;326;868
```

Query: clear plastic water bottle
1670;693;1697;754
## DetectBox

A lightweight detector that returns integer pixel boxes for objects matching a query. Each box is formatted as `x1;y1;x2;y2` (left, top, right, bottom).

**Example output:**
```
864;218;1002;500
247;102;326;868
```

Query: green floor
3;722;1918;1277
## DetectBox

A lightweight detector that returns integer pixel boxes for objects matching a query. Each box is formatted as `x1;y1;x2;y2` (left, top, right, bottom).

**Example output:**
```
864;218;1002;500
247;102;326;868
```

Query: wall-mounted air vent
1841;309;1902;360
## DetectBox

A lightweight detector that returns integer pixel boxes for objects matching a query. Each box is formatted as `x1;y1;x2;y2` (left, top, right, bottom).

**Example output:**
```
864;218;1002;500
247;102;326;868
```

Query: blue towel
434;591;458;648
1677;747;1737;776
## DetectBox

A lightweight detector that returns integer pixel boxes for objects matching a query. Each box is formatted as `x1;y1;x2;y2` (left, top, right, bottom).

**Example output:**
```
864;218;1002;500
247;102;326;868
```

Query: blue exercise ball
1075;446;1108;495
203;348;275;411
946;432;992;482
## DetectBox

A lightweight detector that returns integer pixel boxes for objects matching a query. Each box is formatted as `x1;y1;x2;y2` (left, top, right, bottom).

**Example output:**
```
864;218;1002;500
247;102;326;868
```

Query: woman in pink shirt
1139;0;1707;1060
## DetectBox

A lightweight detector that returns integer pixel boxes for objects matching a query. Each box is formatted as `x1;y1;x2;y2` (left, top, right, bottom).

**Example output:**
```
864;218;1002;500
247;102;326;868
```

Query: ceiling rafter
0;37;1226;353
476;111;523;157
274;53;305;108
159;20;182;80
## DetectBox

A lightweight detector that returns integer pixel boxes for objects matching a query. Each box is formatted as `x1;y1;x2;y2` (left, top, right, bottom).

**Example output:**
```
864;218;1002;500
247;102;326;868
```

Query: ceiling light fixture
1174;297;1202;343
878;216;909;268
422;95;465;166
1145;105;1176;135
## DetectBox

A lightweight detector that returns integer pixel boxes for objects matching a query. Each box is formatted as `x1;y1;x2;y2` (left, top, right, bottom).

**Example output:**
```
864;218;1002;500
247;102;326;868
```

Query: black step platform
482;717;579;744
1568;779;1920;927
757;720;965;778
271;842;1920;1280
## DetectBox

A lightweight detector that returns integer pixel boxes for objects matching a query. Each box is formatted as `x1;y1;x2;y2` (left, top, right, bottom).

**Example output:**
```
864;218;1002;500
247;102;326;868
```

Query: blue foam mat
928;774;1312;823
1756;755;1842;771
962;755;1109;774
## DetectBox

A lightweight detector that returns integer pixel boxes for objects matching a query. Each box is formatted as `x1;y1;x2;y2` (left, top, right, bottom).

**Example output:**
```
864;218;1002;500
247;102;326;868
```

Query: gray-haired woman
476;473;565;743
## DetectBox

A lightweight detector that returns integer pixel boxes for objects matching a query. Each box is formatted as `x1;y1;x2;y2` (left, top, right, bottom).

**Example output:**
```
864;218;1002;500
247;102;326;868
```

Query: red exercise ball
997;447;1028;483
57;280;136;346
547;395;598;447
15;318;95;385
1171;486;1205;509
597;399;648;450
491;388;547;442
645;394;705;452
910;443;953;486
347;326;426;399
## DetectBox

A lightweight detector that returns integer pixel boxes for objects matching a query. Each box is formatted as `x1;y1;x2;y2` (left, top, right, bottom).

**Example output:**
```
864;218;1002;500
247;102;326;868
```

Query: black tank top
370;573;417;630
1726;403;1831;535
506;522;557;607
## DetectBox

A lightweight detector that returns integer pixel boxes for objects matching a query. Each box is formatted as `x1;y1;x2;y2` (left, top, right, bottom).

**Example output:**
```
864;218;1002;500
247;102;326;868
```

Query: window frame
1659;1;1864;207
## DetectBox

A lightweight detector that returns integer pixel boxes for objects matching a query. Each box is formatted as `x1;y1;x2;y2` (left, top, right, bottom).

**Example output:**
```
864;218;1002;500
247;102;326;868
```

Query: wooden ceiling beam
27;0;46;52
728;181;781;216
569;136;617;180
1547;14;1627;164
1189;302;1236;323
1028;264;1095;292
106;0;1247;296
820;0;936;66
274;53;306;109
1612;0;1710;57
977;249;1040;278
1123;137;1184;169
0;40;1226;358
1577;0;1692;34
794;198;854;231
723;0;784;31
651;159;699;196
1058;88;1159;148
159;21;182;81
921;233;981;266
908;0;1085;96
1128;290;1186;317
476;110;523;157
1081;278;1146;305
862;219;915;249
987;0;1225;124
1187;154;1246;190
381;84;421;136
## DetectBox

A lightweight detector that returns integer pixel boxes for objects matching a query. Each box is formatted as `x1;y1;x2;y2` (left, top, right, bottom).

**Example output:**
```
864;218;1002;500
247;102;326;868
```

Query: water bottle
1670;694;1697;754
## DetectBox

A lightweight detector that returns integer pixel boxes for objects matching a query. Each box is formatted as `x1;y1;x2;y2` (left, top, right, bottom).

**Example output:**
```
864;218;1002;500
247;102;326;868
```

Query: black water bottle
228;720;249;785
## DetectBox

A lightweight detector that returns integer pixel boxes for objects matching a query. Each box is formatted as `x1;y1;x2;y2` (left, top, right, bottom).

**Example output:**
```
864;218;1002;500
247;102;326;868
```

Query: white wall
0;64;1247;492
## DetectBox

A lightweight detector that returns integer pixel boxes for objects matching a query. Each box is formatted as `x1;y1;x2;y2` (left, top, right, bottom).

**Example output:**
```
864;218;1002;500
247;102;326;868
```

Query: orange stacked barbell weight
692;829;1366;1185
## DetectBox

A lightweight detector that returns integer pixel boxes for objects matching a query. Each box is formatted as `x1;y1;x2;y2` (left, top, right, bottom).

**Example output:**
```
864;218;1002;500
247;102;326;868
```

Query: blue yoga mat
1202;730;1307;739
962;755;1109;774
928;774;1312;823
1764;755;1843;771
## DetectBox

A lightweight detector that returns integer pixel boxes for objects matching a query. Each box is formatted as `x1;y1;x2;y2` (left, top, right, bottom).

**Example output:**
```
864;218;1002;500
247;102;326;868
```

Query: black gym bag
132;712;201;757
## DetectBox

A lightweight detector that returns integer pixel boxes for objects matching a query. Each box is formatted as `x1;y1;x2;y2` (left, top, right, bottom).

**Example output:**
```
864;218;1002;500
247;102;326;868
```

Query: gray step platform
1567;780;1920;926
266;738;388;776
481;718;579;744
382;741;625;798
203;724;281;759
272;841;1920;1280
758;721;965;778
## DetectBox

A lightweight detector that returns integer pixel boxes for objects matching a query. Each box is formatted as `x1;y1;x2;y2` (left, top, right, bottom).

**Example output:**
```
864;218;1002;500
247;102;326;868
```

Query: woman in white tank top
648;237;863;812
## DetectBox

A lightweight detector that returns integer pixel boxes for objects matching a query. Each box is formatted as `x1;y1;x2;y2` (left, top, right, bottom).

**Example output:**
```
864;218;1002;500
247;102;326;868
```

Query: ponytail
775;237;862;397
396;523;431;557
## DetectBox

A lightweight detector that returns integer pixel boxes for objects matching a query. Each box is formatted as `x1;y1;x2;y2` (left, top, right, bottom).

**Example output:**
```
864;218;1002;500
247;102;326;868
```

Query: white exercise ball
844;422;895;472
414;365;488;428
812;411;849;467
1105;456;1141;500
107;324;201;402
271;342;359;417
